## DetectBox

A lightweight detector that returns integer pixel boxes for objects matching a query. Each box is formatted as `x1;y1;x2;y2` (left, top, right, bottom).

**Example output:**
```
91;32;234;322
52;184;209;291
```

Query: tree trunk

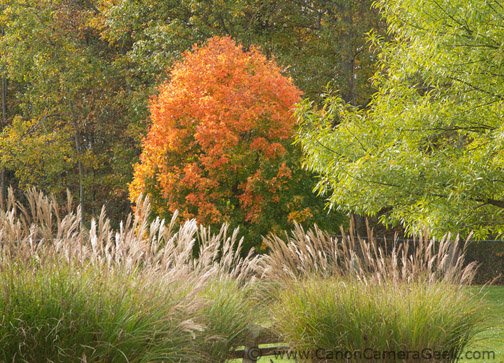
341;2;357;105
1;67;7;205
0;169;4;210
74;127;85;227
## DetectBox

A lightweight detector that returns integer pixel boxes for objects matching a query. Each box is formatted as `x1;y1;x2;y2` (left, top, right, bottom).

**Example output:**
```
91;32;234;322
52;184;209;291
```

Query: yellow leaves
0;116;74;191
86;0;123;42
287;208;314;223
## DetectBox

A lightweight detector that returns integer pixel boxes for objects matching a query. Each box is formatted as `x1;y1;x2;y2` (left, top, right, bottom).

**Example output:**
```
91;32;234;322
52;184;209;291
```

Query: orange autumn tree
130;36;340;246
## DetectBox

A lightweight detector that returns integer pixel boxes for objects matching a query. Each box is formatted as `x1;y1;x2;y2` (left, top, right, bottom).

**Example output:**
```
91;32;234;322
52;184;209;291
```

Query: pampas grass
0;188;260;283
259;221;477;285
0;188;490;362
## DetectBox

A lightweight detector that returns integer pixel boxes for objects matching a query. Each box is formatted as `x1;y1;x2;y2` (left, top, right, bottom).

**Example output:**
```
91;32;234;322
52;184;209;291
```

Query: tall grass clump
273;279;485;362
261;223;487;362
0;260;203;362
0;188;261;362
0;188;493;361
260;222;477;285
0;188;259;282
197;278;261;362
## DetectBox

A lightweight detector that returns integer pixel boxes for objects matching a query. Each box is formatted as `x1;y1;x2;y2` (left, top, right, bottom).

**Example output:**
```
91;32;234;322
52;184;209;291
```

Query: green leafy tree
93;0;382;103
0;0;138;221
0;0;383;230
92;0;384;230
297;0;504;238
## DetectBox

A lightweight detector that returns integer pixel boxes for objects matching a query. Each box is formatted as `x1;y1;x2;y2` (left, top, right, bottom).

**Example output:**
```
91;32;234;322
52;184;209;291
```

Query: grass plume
259;221;477;285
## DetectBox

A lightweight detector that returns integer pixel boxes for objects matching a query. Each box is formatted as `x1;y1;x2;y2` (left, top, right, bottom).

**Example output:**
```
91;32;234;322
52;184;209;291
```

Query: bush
272;278;486;362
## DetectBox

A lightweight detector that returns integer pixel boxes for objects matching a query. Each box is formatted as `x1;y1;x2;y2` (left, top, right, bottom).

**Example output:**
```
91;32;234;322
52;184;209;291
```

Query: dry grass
259;219;477;285
0;188;488;362
0;188;477;286
0;187;260;285
262;222;485;362
0;188;261;362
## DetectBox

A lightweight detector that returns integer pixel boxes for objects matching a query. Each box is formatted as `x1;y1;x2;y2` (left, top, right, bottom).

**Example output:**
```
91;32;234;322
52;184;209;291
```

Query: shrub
273;278;486;362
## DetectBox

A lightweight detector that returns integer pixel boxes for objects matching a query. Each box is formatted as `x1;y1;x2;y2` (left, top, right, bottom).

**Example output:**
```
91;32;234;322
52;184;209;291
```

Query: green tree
297;0;504;238
0;0;138;221
0;0;383;229
93;0;382;103
92;0;383;231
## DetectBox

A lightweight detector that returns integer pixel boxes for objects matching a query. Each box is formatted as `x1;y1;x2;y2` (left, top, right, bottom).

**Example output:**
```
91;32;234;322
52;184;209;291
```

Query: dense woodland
0;0;503;245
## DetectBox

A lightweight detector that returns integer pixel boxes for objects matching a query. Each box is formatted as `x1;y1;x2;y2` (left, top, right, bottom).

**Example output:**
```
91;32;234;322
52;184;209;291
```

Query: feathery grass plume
263;222;486;361
0;188;262;361
87;198;261;287
0;188;81;263
0;188;260;284
259;221;477;285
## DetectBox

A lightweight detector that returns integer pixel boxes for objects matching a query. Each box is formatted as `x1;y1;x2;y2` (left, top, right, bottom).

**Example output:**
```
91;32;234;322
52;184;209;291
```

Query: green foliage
0;261;202;362
273;278;486;360
0;0;383;227
0;0;140;221
297;0;504;238
0;116;74;192
0;262;262;362
94;0;382;103
0;189;499;362
198;279;261;362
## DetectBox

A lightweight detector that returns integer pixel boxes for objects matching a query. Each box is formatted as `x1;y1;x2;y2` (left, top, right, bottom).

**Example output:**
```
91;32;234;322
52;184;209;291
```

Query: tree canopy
0;0;381;226
0;0;139;221
131;36;342;247
93;0;382;103
297;0;504;238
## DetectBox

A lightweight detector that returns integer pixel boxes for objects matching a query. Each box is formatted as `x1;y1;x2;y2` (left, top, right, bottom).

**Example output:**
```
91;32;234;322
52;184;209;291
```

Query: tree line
1;0;502;242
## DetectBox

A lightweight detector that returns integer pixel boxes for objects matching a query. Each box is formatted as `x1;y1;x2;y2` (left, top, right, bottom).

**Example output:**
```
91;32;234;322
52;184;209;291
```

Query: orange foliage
130;36;302;225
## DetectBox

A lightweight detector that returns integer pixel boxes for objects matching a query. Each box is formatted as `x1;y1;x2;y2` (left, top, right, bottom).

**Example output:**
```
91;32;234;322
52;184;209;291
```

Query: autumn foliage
130;36;306;233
